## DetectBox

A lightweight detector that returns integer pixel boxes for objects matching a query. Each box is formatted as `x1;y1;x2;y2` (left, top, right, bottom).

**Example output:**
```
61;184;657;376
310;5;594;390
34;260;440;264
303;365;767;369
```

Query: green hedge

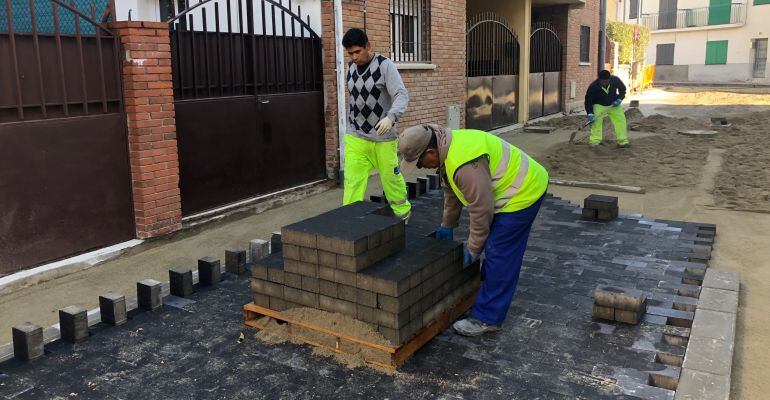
607;21;650;64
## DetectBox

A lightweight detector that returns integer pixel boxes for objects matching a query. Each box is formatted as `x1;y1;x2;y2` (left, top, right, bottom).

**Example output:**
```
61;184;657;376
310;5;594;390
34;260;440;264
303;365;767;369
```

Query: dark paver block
99;292;127;326
59;306;89;343
319;295;356;317
284;287;319;308
284;272;303;289
270;231;283;253
282;244;300;261
374;308;411;329
253;293;269;308
337;284;357;302
269;297;287;312
594;285;647;312
615;310;641;325
427;174;439;190
378;285;422;313
137;279;162;311
225;248;247;274
584;194;619;210
299;247;318;264
582;208;598;220
249;239;269;262
319;280;337;297
12;322;44;361
356;288;377;308
250;279;284;298
318;250;337;267
198;257;222;286
356;304;376;324
301;276;320;293
169;267;194;297
417;177;429;194
592;304;615;321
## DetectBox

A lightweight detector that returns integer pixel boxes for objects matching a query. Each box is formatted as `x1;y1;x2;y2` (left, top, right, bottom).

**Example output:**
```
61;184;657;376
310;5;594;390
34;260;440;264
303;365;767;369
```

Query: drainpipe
334;0;346;173
599;0;607;72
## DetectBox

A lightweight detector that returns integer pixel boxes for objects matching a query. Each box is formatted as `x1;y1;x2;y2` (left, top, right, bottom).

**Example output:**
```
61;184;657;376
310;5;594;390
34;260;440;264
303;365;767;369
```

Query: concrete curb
675;268;740;400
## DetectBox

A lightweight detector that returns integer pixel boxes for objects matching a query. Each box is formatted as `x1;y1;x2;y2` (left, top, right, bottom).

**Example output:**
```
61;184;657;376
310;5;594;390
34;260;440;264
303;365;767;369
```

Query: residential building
623;0;770;82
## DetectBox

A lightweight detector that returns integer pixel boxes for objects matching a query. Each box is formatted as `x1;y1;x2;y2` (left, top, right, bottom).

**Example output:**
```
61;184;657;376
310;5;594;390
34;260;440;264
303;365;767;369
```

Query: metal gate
466;12;520;131
529;22;562;120
0;0;134;275
169;0;324;216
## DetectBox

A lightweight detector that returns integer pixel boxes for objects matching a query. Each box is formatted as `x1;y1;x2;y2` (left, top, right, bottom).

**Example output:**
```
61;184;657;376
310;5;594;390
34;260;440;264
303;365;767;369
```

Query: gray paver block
674;369;730;400
301;275;320;293
59;305;89;343
691;309;736;343
137;279;163;311
12;322;44;361
697;287;738;314
702;268;740;292
319;280;337;297
592;304;614;321
318;250;337;267
337;284;357;302
99;292;127;326
284;272;302;289
249;239;269;262
682;336;733;376
282;244;300;261
615;309;640;325
269;297;287;311
299;247;319;264
252;293;269;308
594;285;646;312
225;248;247;274
267;267;284;284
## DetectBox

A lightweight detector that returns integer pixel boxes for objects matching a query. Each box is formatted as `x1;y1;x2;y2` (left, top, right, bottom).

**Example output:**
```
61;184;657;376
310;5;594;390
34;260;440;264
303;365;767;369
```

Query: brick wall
321;0;466;176
109;21;182;239
533;1;601;113
563;0;602;112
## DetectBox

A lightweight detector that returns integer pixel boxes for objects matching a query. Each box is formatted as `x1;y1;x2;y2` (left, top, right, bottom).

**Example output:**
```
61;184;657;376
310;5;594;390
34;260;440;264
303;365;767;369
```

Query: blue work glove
435;226;454;241
612;98;622;107
587;114;595;124
464;249;479;265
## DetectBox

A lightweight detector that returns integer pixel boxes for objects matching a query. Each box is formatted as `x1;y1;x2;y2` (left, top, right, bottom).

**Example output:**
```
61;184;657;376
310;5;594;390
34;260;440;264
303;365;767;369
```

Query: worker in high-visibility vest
586;69;630;148
398;124;549;336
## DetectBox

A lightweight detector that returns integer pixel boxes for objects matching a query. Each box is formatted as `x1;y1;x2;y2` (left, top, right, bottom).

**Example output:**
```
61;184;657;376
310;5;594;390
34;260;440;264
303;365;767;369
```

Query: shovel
569;109;611;144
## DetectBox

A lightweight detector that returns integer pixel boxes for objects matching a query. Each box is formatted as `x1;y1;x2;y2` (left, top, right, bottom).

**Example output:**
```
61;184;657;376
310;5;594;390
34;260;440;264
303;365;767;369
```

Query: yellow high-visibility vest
444;130;549;212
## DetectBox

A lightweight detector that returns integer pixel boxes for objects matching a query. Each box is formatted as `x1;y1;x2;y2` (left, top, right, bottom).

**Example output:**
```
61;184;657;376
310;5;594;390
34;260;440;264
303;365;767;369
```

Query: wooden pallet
243;291;476;370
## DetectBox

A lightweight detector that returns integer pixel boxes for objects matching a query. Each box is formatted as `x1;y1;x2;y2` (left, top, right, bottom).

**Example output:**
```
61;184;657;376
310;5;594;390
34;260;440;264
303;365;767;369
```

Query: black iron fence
0;0;121;123
639;3;745;30
168;0;322;100
467;12;519;77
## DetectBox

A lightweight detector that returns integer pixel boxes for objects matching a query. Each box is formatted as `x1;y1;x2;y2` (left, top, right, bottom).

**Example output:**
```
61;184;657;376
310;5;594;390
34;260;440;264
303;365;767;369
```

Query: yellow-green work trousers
343;135;411;219
591;104;629;145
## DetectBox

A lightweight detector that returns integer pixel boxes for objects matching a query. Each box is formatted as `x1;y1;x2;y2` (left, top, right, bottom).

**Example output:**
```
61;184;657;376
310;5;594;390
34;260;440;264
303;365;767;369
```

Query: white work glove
375;116;394;136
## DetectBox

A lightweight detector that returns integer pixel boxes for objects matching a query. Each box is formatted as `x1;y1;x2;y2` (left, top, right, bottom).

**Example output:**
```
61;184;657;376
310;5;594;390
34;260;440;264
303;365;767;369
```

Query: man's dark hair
598;70;611;80
342;28;368;48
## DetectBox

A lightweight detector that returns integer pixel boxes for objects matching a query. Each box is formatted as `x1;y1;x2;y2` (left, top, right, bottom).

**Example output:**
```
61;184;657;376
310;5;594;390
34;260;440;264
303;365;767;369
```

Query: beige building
623;0;769;82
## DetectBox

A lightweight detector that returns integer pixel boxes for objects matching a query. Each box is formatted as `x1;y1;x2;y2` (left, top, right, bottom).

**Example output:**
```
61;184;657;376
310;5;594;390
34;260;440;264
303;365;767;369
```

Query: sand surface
254;308;395;371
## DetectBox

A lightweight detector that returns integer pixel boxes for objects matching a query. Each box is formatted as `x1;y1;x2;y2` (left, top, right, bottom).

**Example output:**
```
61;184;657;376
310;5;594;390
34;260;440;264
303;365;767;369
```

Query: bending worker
341;28;411;220
398;125;549;336
585;69;630;148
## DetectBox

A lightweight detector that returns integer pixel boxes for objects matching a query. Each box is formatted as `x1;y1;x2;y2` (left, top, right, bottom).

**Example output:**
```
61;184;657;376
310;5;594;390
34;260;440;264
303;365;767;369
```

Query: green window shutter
705;40;728;64
708;0;731;25
755;0;770;5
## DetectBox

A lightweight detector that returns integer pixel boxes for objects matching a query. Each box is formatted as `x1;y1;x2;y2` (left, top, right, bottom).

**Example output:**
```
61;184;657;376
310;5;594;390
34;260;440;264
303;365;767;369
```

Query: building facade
624;0;769;82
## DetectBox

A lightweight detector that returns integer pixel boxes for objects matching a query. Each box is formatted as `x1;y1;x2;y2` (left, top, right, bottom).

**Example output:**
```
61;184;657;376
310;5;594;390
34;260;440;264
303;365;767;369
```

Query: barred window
390;0;431;63
580;26;590;63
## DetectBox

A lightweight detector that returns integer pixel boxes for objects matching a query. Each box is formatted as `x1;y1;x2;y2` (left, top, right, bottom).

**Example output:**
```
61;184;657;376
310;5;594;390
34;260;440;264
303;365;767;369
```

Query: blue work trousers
470;195;544;326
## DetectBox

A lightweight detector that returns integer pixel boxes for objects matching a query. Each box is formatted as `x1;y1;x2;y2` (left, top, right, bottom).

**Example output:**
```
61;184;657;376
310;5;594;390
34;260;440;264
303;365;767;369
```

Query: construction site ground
0;87;768;399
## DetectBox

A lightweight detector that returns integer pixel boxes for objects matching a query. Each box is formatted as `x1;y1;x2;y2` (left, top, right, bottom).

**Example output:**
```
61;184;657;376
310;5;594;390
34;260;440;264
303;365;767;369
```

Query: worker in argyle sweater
341;28;411;220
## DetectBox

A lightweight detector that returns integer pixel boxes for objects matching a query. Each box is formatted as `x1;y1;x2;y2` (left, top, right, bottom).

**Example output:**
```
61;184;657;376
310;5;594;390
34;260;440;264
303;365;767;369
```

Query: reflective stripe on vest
495;149;530;210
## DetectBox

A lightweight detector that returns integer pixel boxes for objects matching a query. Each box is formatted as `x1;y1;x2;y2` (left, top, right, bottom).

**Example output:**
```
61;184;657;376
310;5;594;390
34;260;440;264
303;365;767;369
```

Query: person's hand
612;99;622;107
464;249;479;265
435;226;453;241
587;114;595;124
375;116;393;135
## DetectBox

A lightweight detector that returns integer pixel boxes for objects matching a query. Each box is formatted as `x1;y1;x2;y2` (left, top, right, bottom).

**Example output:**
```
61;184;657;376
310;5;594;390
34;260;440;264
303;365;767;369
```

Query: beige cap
398;125;433;175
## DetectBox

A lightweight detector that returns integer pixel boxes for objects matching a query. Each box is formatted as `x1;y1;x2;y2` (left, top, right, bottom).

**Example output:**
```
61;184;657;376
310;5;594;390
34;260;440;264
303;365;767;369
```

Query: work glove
587;114;595;124
375;116;394;135
435;226;454;241
464;249;479;266
612;99;622;107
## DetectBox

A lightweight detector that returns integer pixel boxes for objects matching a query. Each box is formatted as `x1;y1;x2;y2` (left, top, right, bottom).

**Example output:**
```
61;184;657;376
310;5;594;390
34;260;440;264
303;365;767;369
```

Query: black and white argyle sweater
346;53;409;142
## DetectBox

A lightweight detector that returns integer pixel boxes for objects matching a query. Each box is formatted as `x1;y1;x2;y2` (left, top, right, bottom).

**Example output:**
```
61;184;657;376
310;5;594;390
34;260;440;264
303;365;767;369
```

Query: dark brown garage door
0;0;135;275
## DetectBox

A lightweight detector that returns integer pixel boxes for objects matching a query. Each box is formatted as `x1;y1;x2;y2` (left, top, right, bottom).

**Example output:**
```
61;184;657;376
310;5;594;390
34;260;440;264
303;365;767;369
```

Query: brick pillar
321;1;342;179
109;21;182;238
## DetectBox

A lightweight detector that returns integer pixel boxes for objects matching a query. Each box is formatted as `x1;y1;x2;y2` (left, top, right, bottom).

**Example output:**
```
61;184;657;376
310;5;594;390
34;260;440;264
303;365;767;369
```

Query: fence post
108;21;182;239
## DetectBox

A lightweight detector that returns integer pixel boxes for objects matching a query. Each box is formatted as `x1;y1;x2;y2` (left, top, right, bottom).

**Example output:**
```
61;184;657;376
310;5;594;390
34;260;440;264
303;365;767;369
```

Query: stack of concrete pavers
250;201;480;345
593;285;648;324
582;194;619;222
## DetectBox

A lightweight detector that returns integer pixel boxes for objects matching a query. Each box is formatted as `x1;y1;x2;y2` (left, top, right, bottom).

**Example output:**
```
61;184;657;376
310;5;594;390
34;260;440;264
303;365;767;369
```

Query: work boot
452;317;501;337
617;143;631;149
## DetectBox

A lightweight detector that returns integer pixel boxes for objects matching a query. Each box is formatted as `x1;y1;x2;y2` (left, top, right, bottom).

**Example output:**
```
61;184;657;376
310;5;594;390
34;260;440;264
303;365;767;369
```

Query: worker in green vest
398;124;549;336
585;69;630;148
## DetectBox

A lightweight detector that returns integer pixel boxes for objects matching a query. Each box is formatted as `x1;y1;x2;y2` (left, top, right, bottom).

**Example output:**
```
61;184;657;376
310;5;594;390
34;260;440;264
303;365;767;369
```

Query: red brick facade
321;0;466;176
109;21;182;239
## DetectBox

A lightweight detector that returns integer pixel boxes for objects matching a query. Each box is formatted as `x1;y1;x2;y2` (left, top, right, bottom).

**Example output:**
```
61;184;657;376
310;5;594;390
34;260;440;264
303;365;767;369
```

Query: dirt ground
0;87;768;399
500;87;770;400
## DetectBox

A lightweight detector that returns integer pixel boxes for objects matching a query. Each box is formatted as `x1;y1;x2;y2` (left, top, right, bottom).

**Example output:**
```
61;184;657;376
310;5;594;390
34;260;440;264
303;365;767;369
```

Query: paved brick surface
0;190;724;399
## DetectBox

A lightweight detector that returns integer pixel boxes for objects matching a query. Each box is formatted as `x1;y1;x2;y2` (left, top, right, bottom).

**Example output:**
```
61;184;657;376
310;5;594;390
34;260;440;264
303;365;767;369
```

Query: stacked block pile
250;201;481;345
582;194;619;222
592;285;647;325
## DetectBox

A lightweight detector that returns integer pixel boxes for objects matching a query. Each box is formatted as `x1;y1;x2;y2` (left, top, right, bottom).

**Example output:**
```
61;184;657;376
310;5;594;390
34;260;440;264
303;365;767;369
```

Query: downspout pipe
333;0;346;174
599;0;607;71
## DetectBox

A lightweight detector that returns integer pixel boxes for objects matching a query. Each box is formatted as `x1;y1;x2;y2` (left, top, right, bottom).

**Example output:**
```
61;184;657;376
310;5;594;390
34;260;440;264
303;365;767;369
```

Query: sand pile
254;307;396;371
539;109;770;212
661;90;770;106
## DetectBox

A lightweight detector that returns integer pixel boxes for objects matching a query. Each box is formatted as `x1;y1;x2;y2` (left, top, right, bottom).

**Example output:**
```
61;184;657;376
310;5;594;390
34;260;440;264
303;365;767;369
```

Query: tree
606;21;650;64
